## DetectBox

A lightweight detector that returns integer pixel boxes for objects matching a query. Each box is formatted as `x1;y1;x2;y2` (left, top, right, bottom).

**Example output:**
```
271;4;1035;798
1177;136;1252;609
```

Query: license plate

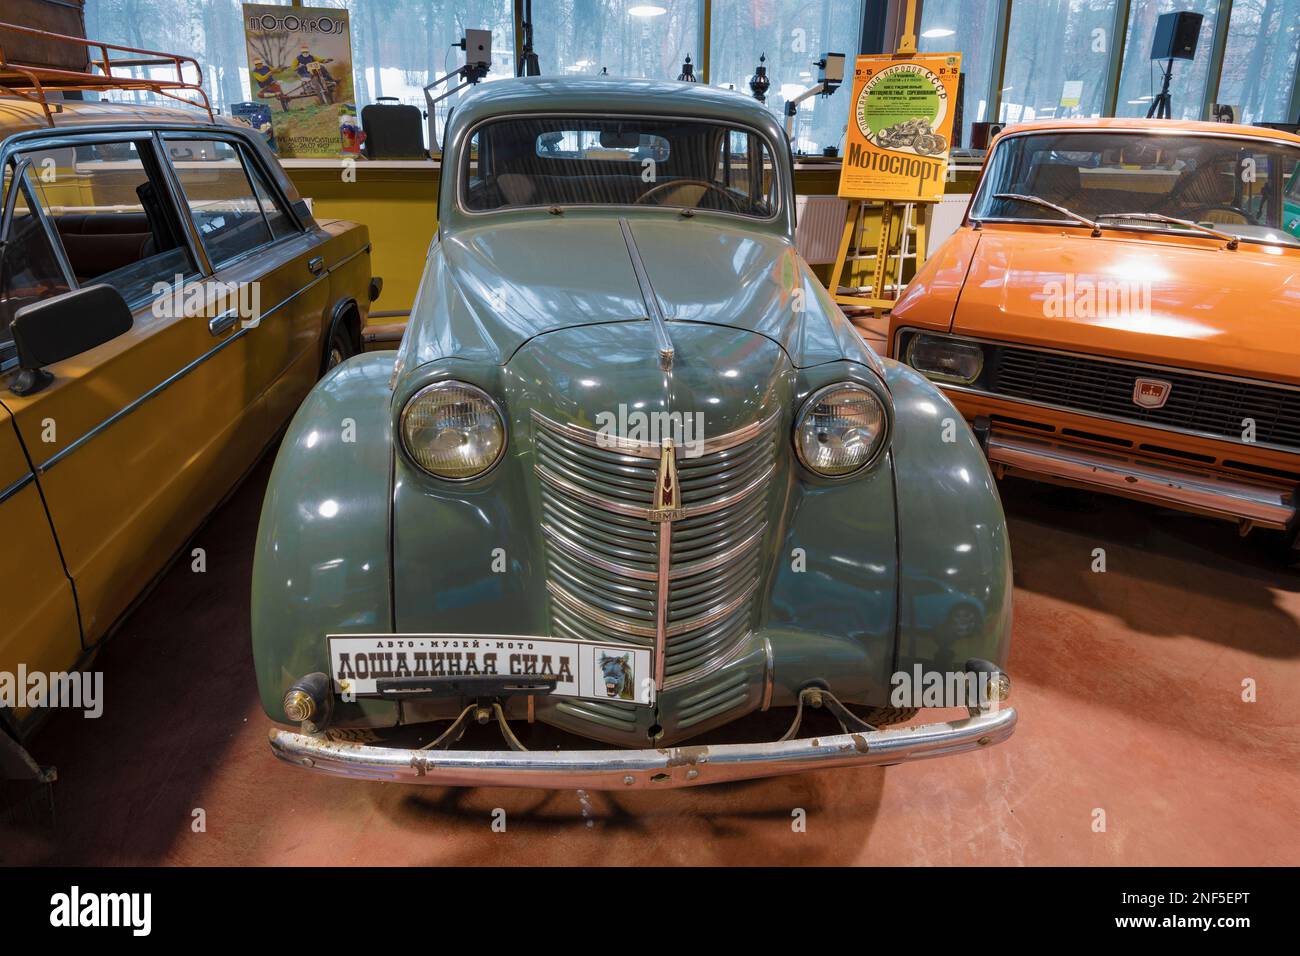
327;634;655;705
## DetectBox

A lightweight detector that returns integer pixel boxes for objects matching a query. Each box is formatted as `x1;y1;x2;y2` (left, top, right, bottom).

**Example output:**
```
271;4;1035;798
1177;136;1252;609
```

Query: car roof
450;76;787;140
995;116;1300;147
0;95;229;138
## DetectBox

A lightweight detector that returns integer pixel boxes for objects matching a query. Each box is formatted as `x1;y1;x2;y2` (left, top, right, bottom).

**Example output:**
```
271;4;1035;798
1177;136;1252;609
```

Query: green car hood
399;213;879;378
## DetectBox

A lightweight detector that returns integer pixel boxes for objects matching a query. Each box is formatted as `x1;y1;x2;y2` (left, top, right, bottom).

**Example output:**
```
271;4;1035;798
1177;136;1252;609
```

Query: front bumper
986;431;1296;530
269;705;1016;790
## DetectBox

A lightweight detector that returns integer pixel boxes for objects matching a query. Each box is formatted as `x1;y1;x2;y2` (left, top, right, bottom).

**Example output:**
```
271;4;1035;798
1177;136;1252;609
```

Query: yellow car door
0;405;80;728
1;133;262;644
160;134;330;439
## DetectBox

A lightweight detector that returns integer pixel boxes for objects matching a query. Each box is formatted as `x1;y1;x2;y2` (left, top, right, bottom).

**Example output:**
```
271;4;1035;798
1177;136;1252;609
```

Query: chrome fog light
401;381;506;480
794;383;889;477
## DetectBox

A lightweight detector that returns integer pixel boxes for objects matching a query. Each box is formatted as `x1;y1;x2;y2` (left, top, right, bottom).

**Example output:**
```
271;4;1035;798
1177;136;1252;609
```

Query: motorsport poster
838;53;962;202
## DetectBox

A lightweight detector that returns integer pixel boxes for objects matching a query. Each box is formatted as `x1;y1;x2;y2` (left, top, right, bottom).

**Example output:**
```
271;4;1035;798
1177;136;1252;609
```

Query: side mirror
10;284;133;395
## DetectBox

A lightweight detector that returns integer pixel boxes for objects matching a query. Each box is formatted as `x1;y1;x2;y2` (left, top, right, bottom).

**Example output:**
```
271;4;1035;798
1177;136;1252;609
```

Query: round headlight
794;383;889;477
401;381;506;480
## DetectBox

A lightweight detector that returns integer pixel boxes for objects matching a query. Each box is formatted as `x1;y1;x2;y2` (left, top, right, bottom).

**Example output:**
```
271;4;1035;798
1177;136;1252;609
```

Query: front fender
251;353;397;725
884;359;1013;674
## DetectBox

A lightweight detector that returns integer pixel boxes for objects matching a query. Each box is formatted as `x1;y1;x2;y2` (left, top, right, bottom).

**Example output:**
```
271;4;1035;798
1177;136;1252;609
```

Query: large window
533;1;701;83
918;0;1001;147
80;0;1300;162
709;1;864;155
1001;0;1118;124
1116;0;1220;119
310;0;516;120
85;0;291;114
84;0;516;136
1217;0;1300;125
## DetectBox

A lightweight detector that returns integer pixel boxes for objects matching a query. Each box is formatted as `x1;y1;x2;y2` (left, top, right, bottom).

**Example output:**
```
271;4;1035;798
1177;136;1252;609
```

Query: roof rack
0;20;214;127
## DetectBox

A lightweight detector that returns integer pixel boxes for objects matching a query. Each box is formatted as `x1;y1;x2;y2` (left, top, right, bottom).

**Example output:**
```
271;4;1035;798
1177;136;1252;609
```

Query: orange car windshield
972;131;1300;249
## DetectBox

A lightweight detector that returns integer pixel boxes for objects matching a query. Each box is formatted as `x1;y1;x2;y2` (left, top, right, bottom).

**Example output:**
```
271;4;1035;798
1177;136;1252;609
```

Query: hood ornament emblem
651;438;684;523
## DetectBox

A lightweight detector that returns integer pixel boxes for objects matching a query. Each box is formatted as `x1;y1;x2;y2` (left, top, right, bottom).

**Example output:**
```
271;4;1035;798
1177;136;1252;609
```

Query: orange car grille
984;346;1300;453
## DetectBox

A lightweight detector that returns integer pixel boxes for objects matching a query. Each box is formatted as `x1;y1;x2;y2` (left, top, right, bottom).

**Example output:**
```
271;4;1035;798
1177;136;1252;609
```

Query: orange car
889;118;1300;549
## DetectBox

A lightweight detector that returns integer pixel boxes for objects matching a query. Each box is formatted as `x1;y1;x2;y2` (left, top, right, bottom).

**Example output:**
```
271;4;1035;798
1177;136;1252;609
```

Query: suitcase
362;97;427;160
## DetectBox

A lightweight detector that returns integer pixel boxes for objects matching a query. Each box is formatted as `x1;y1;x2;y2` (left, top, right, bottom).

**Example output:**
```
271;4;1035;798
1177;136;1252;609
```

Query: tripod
1147;59;1174;119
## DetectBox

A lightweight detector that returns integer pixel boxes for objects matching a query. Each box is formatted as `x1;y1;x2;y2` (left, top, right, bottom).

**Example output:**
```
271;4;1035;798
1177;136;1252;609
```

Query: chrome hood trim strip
619;216;674;372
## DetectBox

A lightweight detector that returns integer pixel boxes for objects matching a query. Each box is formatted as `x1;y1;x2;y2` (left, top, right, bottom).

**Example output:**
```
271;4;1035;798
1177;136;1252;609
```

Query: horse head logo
598;652;633;700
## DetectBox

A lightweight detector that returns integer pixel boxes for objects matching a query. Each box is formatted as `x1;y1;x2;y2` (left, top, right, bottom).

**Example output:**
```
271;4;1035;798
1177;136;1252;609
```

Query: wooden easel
827;198;931;309
827;0;938;312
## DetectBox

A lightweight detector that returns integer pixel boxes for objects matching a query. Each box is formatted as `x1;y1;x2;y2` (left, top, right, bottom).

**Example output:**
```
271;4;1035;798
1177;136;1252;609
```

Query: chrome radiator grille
533;409;778;690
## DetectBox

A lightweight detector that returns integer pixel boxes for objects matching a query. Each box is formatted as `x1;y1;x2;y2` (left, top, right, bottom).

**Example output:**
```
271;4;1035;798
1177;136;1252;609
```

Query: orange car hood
950;227;1300;385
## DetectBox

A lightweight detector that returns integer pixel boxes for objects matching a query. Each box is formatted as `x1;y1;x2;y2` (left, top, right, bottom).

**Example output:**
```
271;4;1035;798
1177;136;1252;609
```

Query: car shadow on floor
1002;478;1300;656
374;708;888;864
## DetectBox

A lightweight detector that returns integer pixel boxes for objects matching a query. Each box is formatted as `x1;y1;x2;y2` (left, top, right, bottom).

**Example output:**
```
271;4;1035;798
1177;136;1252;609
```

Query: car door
0;161;80;728
161;133;330;437
0;131;264;644
0;404;80;728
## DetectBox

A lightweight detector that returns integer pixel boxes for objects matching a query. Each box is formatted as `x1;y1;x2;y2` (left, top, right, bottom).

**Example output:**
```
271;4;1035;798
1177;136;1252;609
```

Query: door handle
209;309;238;336
308;255;325;276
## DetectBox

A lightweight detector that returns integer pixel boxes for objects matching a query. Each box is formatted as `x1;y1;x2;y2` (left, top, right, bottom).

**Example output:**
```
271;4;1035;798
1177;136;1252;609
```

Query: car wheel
323;322;356;374
855;706;918;727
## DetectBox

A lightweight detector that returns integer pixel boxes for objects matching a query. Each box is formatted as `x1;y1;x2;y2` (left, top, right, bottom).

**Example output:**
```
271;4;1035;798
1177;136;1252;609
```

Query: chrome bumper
987;432;1296;530
269;706;1017;790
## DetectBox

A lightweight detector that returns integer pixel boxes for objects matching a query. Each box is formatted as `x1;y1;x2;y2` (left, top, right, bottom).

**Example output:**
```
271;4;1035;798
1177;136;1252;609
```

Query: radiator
794;195;849;264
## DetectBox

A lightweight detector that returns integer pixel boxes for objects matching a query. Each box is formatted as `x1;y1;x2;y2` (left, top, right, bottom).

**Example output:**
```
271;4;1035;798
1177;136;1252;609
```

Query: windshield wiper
1095;211;1240;250
990;193;1102;236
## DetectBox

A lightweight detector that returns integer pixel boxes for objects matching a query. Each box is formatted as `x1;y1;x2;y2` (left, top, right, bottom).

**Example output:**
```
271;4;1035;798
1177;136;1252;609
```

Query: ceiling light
921;28;955;38
629;4;667;16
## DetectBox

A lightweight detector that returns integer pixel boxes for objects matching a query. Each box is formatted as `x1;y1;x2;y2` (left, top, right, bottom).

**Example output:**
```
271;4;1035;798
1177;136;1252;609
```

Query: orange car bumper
984;430;1296;530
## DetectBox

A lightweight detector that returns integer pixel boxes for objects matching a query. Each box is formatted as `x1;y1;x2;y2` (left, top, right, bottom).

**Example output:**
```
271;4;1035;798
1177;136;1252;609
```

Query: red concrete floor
2;453;1298;866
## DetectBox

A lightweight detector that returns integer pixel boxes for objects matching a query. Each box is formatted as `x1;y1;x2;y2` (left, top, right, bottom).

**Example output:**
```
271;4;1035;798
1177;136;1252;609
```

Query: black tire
322;319;356;375
856;706;919;727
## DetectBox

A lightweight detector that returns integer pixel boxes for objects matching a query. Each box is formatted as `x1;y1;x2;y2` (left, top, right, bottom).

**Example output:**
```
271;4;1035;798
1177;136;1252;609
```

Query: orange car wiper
1096;211;1240;250
990;192;1102;236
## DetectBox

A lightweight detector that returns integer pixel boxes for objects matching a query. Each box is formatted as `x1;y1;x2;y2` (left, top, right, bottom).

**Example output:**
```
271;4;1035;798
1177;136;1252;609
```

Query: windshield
971;131;1300;249
460;116;780;218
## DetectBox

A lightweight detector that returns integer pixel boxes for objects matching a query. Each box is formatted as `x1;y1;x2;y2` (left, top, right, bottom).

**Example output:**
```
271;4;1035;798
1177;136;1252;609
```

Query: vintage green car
253;78;1016;789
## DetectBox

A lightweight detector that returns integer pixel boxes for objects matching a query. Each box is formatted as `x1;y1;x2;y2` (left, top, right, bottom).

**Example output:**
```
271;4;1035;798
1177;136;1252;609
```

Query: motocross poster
838;53;962;202
242;4;358;158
